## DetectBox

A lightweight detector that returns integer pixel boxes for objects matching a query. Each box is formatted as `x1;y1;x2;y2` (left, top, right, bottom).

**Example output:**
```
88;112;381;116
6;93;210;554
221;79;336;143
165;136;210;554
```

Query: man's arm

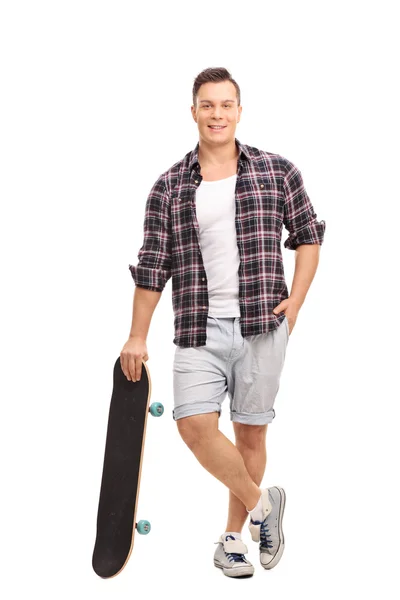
120;175;171;382
282;161;325;309
282;162;325;252
129;174;172;294
120;287;162;382
128;173;172;338
128;287;162;341
289;244;320;309
273;162;325;326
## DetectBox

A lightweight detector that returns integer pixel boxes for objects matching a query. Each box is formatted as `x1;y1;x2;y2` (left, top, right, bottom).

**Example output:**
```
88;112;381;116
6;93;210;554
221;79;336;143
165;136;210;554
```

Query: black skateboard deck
92;356;163;579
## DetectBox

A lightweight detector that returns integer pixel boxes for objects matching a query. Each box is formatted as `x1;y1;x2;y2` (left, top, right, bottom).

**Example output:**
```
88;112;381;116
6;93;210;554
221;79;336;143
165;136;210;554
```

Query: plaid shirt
129;138;326;347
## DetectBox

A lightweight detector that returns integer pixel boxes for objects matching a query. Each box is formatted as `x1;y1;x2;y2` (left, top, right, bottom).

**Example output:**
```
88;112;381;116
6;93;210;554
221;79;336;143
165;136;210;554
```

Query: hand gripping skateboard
92;357;164;578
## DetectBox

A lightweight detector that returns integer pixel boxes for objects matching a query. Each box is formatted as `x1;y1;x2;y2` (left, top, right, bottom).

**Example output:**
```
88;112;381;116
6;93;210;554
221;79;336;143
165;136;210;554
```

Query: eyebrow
199;99;235;103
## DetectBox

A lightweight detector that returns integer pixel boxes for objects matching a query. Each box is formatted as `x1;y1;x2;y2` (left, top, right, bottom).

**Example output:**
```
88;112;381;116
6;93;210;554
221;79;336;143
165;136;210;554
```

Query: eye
201;104;232;108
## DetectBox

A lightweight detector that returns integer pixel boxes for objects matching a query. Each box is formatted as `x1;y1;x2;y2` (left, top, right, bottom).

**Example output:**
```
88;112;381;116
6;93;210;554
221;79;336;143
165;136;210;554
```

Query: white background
1;0;399;598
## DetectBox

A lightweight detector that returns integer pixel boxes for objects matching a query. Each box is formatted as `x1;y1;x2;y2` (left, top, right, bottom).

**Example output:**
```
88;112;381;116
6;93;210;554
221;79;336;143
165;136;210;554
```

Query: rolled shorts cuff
230;409;276;426
172;401;221;421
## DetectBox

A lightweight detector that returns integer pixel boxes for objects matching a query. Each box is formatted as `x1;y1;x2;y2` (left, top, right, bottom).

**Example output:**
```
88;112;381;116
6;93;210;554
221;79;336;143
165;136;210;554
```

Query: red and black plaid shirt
129;138;326;347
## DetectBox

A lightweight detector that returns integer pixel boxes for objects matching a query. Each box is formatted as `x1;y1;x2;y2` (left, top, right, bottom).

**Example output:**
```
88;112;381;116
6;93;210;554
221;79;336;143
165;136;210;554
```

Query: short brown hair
192;67;241;107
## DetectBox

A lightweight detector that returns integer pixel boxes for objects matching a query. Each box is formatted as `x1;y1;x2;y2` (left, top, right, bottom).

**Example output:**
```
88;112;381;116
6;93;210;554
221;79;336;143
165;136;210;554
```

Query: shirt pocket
251;177;284;239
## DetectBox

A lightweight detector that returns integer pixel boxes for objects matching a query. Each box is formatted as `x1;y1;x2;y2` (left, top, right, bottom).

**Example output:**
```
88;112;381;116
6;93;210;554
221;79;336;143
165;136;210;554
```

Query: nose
211;106;222;119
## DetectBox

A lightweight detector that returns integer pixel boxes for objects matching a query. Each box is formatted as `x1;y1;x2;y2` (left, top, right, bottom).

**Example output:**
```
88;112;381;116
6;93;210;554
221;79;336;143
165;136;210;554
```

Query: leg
176;412;261;511
225;423;268;533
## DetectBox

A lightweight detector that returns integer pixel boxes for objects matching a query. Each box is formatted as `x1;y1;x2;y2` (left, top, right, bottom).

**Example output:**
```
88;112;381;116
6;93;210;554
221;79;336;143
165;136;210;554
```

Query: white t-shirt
195;174;241;318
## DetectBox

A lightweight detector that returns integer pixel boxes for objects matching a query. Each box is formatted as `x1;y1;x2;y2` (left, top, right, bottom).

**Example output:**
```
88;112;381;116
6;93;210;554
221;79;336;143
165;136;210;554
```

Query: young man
122;67;326;578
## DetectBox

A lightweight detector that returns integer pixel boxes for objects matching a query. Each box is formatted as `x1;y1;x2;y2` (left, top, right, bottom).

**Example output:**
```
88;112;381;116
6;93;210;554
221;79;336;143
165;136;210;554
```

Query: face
191;81;242;146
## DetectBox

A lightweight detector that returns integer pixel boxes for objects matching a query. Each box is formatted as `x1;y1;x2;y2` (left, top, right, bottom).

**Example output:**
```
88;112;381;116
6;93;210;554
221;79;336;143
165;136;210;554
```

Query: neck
197;139;239;168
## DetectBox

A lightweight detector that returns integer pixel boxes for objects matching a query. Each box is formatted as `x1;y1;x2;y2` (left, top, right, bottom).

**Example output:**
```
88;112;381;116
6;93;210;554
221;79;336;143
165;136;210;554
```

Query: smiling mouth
208;125;227;130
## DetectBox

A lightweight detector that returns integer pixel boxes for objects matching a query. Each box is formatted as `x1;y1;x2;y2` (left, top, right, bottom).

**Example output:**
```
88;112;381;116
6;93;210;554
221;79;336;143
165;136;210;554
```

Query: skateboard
92;356;164;579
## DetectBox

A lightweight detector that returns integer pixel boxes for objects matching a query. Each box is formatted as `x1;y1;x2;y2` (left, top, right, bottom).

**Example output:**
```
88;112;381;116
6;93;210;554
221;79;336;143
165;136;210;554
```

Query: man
121;67;326;578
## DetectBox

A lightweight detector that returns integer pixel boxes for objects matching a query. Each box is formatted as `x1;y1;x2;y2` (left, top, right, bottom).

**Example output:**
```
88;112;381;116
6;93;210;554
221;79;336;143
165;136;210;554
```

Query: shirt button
202;306;207;309
195;179;199;183
178;197;181;202
260;183;265;189
202;278;205;281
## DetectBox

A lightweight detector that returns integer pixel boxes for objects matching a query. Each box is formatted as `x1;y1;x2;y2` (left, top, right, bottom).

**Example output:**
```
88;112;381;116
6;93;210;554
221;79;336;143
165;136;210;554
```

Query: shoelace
260;519;273;549
226;552;246;563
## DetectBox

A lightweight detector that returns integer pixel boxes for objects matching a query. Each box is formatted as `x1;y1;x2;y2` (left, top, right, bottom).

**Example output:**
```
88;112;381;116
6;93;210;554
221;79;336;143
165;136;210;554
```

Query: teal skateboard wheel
149;402;164;417
136;520;151;535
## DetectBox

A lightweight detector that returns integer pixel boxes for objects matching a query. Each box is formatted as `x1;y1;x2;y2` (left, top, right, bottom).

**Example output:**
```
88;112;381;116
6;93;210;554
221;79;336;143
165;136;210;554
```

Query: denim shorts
172;315;290;426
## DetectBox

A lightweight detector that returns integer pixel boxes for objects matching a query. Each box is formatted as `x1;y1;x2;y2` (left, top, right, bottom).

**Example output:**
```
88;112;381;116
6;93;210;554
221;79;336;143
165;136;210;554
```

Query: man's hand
273;297;302;335
120;336;149;382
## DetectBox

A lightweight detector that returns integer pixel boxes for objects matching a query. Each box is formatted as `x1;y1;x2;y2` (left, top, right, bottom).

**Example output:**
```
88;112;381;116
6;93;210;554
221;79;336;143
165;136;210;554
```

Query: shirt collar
189;137;252;173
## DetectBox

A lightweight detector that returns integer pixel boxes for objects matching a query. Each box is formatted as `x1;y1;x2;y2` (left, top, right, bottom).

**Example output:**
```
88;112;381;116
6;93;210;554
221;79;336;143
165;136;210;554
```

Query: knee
234;423;267;451
176;413;218;450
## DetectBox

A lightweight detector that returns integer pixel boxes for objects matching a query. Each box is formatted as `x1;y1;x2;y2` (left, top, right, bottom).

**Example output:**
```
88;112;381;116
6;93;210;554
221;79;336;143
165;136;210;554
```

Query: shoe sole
261;486;286;570
214;560;254;578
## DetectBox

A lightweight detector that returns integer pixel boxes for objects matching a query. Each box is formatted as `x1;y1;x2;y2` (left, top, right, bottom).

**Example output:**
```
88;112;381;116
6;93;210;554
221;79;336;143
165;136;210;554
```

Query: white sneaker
213;534;254;578
248;486;286;570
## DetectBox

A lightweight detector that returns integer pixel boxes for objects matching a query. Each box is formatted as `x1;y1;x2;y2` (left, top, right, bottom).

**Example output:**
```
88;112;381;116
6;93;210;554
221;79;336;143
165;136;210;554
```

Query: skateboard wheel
136;520;151;535
149;402;164;417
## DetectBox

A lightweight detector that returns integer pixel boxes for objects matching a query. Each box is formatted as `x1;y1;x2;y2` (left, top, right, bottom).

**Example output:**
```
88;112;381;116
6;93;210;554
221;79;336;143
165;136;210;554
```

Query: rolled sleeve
283;162;326;251
129;175;172;292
